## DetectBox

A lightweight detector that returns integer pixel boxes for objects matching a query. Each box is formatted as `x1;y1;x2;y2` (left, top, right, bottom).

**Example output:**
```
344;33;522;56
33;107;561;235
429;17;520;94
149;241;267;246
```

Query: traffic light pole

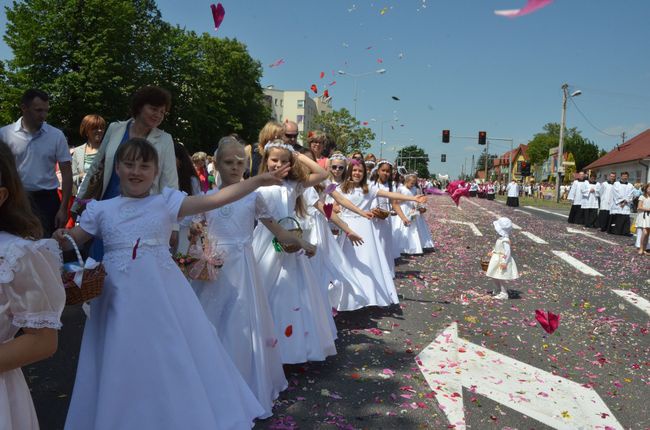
444;134;513;182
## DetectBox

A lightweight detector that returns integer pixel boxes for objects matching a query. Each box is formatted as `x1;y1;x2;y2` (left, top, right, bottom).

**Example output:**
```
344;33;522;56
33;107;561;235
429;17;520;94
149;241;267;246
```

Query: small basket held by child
174;231;223;281
61;233;106;306
272;217;303;253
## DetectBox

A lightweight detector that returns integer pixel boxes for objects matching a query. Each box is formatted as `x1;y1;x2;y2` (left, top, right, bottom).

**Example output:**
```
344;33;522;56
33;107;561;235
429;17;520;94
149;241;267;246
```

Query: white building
584;129;650;184
263;87;332;144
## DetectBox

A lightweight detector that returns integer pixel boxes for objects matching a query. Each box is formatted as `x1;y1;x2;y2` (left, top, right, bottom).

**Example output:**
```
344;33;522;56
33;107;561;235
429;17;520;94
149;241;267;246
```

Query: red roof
496;144;528;165
585;129;650;170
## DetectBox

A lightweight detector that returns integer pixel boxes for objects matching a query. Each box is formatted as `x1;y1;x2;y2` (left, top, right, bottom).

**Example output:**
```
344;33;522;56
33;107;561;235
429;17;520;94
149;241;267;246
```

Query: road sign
416;322;622;430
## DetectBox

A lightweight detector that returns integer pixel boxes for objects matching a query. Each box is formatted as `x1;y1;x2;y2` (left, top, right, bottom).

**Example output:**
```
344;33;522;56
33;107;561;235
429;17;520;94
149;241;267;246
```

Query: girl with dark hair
54;138;289;429
174;142;201;253
0;140;65;430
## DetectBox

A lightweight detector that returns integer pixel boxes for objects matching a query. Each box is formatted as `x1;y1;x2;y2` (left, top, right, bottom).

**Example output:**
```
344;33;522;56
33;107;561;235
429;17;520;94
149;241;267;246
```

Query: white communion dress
337;185;399;307
395;185;424;255
409;186;435;249
65;188;264;430
301;187;370;312
485;237;519;281
191;190;288;419
252;181;337;364
370;181;396;276
0;233;65;430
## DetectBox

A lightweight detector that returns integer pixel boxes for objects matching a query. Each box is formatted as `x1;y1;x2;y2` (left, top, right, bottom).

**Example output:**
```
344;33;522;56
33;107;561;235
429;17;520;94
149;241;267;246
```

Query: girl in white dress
252;140;337;364
394;174;430;254
0;142;66;430
191;137;315;418
408;175;435;250
54;138;288;430
485;217;519;300
337;160;427;308
369;160;401;275
635;183;650;255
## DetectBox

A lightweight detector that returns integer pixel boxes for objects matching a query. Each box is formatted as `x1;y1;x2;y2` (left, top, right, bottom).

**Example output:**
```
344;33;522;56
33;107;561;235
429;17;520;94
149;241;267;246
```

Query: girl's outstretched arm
378;189;427;204
179;166;289;218
392;200;410;226
330;190;373;219
52;226;94;250
296;153;328;188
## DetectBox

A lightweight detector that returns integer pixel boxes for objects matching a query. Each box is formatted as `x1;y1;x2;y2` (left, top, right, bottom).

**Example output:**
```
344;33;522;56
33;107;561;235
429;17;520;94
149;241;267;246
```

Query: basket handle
63;233;84;267
277;216;301;229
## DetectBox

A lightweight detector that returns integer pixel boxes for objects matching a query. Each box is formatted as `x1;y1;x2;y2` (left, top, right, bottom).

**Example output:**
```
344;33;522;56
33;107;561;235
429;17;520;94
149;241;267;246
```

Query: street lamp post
372;117;396;159
555;83;582;203
337;68;386;118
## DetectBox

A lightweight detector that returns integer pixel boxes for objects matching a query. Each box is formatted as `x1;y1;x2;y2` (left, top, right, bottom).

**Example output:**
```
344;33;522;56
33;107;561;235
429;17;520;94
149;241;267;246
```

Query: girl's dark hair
0;140;43;239
174;142;198;195
114;138;159;166
341;160;369;194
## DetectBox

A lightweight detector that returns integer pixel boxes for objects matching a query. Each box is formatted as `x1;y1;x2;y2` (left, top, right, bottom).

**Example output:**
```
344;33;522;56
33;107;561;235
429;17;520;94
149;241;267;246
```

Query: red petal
310;84;318;94
132;238;141;260
284;325;293;337
323;203;334;220
320;71;325;79
210;3;225;30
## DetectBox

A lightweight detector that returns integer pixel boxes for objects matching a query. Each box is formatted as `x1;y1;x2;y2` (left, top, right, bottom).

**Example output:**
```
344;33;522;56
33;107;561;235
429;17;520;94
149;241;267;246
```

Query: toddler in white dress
485;217;519;300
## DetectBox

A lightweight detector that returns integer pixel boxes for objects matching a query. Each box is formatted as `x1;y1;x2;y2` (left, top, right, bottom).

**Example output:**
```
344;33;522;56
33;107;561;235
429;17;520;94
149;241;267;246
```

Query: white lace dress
252;181;337;364
0;233;65;430
394;185;424;254
370;181;396;275
65;188;264;430
337;185;399;308
191;190;287;418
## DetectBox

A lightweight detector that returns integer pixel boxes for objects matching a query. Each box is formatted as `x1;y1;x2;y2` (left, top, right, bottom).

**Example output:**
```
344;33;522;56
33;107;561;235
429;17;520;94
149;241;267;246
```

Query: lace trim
0;237;63;284
13;311;62;330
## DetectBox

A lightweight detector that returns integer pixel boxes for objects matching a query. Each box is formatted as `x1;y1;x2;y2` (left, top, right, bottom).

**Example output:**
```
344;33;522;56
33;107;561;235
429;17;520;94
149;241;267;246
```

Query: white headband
329;153;347;161
376;160;393;168
264;140;294;152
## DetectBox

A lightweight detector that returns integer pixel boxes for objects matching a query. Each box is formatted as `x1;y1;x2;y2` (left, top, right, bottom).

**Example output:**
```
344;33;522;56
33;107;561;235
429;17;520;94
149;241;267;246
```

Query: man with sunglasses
283;121;309;154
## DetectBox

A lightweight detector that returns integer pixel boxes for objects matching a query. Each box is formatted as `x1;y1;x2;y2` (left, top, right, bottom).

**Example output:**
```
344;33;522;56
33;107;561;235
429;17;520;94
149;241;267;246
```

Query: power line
569;97;620;138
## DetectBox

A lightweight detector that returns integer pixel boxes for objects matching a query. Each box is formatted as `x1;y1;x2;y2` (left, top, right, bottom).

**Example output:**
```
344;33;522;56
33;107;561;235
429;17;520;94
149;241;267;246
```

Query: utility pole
471;155;475;178
621;132;626;144
555;84;569;203
484;140;489;181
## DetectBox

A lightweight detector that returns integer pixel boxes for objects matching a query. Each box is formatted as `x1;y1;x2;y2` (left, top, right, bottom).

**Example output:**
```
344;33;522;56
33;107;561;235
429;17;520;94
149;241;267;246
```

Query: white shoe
494;291;508;300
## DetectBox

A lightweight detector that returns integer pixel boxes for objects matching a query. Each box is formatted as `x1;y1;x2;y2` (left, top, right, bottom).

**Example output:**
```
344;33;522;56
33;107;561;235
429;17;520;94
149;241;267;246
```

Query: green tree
475;152;497;178
311;108;375;155
2;0;270;151
526;122;599;171
396;145;430;178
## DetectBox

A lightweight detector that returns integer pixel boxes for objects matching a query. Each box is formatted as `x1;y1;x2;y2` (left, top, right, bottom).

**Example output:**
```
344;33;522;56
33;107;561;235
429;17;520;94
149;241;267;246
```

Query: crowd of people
566;170;650;254
0;87;442;429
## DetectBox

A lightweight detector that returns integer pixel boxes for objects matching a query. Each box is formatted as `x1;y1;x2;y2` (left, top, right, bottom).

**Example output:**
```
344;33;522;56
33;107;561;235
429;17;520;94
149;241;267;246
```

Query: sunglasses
330;165;345;171
285;133;298;138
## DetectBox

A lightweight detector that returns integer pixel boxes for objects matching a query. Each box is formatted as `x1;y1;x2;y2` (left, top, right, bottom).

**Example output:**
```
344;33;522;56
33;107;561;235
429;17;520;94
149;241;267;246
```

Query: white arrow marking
520;231;548;244
551;251;603;276
524;206;569;218
612;290;650;317
416;323;622;430
566;227;618;245
439;219;482;236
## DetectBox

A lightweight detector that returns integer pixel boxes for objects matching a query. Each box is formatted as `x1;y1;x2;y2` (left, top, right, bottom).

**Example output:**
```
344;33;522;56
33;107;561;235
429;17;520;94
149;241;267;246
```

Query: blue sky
1;0;649;177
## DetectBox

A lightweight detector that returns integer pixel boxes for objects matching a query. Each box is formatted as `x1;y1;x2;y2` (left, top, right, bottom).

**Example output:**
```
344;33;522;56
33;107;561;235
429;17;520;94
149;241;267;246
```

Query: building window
297;115;304;123
297;99;305;108
274;98;277;106
280;100;283;107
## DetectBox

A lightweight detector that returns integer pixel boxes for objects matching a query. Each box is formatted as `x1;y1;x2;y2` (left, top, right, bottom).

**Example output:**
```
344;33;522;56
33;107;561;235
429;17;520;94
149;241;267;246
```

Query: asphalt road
26;194;649;429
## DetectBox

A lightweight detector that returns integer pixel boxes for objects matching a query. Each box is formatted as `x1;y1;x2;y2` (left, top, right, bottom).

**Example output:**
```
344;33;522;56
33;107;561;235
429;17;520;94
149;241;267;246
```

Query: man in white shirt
567;171;585;224
609;172;635;235
506;179;519;207
597;172;616;232
0;89;71;236
580;172;600;228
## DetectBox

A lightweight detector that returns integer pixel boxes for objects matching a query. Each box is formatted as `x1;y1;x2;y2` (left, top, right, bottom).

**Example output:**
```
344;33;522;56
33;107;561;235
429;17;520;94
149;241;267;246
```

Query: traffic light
521;161;531;176
441;154;446;162
442;129;450;143
478;131;487;145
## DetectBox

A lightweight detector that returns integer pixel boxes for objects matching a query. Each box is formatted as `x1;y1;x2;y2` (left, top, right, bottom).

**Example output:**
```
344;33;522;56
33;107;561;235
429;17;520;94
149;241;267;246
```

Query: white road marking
612;290;650;318
465;200;522;229
416;323;622;430
439;219;482;236
514;209;531;215
524;206;569;218
551;251;603;276
520;231;548;244
566;227;618;245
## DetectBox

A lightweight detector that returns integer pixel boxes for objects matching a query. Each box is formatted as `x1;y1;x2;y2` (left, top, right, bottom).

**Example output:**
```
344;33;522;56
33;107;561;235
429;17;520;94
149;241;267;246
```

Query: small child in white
485;217;519;299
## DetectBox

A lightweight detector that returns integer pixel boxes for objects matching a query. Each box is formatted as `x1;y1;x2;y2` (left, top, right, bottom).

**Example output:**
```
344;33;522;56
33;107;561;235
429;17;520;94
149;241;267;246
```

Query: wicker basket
62;234;106;306
372;207;390;219
273;217;304;253
418;207;427;214
480;257;490;272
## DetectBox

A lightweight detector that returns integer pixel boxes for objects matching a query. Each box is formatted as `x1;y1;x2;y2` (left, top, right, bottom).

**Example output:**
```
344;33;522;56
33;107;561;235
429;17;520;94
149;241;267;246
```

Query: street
26;194;649;430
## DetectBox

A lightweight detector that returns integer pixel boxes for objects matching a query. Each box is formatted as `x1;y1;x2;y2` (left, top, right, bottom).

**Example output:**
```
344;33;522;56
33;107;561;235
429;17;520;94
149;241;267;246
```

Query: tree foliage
396;145;430;178
526;123;600;171
311;108;375;156
475;152;498;178
2;0;268;151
